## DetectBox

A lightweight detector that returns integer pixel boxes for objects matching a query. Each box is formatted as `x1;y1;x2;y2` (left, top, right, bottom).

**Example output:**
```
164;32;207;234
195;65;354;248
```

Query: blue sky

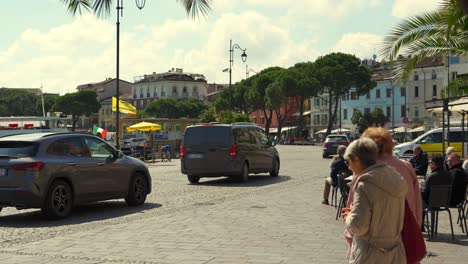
0;0;441;95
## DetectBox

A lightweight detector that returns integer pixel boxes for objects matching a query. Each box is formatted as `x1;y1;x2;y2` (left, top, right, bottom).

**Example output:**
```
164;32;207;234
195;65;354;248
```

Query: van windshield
183;126;231;146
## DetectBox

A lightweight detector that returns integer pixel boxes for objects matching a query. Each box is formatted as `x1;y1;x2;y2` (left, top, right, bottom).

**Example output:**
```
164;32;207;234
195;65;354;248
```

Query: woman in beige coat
343;138;408;264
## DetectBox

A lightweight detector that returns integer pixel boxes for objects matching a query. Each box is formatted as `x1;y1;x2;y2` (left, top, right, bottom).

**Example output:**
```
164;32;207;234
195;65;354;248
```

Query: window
431;70;437;79
315;97;321;106
343;109;348;120
414;86;419;97
386;106;391;118
161;86;166;97
414;72;419;80
342;94;347;101
415;106;419;117
182;87;188;97
83;137;113;158
153;87;157;97
365;108;370;114
133;89;137;99
47;138;89;157
172;86;178;97
400;87;406;97
351;91;357;100
366;91;370;99
376;89;381;98
146;87;150;97
0;141;38;157
314;114;320;125
432;85;437;97
421;133;442;143
386;88;392;98
401;105;406;118
192;86;198;97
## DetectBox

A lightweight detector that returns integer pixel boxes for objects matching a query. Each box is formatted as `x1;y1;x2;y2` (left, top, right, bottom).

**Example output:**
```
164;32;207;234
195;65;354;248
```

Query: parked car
180;123;280;184
0;132;152;219
322;134;350;158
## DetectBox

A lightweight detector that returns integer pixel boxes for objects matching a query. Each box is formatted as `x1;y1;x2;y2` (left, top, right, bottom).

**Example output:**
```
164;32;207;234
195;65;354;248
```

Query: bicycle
161;150;171;162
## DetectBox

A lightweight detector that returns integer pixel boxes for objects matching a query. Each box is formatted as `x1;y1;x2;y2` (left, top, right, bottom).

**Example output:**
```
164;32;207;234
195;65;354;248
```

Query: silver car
0;132;152;219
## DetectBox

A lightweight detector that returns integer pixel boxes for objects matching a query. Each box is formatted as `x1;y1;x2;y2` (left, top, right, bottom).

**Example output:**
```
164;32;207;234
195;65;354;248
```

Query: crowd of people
321;127;468;263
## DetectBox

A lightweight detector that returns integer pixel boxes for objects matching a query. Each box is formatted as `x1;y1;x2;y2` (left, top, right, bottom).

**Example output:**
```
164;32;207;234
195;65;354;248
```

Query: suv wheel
188;175;200;184
239;163;249;182
42;180;73;220
125;174;148;206
270;158;279;177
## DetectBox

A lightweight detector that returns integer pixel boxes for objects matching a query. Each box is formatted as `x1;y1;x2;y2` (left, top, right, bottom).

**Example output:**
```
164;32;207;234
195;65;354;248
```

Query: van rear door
182;126;231;172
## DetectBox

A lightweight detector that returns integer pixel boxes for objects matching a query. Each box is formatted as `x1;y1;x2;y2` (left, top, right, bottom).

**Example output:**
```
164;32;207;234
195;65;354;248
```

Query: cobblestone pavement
0;145;467;263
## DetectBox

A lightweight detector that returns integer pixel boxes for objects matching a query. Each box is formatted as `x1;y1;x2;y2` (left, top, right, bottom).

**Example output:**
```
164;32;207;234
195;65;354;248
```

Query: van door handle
67;163;76;166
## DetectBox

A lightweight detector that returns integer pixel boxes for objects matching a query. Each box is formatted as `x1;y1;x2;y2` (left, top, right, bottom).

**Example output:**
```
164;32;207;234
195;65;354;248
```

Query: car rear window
325;136;347;142
0;141;39;157
183;126;231;146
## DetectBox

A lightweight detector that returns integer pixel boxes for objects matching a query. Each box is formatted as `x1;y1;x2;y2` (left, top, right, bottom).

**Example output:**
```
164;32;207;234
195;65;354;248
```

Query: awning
269;126;297;134
292;110;312;116
331;128;350;133
391;126;407;133
315;128;328;134
428;97;468;113
409;126;425;133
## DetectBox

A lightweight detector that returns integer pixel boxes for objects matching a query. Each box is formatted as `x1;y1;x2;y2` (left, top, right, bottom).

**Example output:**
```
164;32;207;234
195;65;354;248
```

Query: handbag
402;199;426;264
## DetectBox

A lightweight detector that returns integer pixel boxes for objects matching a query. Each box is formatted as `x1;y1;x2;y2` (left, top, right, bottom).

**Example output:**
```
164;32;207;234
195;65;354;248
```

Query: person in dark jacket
422;154;453;208
322;145;349;205
410;146;429;176
447;153;468;206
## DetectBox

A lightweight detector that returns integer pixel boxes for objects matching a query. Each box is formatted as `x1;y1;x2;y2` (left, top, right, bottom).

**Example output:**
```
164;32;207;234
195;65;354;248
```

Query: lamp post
245;64;257;78
115;0;145;149
228;39;247;88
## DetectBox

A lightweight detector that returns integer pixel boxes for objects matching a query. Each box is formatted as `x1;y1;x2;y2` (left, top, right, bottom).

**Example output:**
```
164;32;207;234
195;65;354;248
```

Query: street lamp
245;65;257;78
115;0;145;149
229;39;247;88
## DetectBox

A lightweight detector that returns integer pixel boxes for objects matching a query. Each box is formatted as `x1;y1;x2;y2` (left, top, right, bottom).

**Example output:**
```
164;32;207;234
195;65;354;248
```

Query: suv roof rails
231;122;256;126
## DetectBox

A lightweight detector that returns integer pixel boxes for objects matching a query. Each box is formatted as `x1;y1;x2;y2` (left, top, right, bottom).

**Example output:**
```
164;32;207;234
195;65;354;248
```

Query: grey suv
0;132;152;219
180;123;280;183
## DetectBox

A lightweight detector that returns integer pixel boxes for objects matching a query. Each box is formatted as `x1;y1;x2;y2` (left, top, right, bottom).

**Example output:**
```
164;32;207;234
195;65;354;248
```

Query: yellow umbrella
126;122;161;132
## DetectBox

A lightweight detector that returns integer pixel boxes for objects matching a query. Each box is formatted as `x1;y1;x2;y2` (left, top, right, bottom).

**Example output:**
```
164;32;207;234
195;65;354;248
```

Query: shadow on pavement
194;174;291;187
0;201;161;227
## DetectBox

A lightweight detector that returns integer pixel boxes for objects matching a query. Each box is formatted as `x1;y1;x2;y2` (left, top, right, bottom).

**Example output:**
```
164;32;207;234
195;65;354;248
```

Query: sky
0;0;442;95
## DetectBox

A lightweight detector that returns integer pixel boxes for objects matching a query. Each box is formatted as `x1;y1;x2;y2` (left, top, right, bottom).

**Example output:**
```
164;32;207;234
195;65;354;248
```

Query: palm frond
177;0;212;19
92;0;113;18
61;0;92;15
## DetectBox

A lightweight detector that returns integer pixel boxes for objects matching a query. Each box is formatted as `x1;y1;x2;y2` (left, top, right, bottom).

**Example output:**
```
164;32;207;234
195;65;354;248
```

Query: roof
134;70;207;84
414;56;445;68
76;78;132;90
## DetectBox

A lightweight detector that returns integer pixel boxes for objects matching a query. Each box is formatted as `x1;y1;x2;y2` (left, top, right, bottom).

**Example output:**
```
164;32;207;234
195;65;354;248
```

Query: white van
393;127;467;158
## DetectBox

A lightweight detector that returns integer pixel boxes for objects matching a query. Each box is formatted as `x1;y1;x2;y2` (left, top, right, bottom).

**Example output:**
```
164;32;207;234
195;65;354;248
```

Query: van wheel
188;175;200;184
270;158;279;177
239;163;249;182
42;180;73;220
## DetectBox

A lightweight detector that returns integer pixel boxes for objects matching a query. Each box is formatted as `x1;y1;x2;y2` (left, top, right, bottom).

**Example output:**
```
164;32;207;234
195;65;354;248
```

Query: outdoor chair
455;187;468;236
335;171;352;220
331;184;338;208
423;185;455;240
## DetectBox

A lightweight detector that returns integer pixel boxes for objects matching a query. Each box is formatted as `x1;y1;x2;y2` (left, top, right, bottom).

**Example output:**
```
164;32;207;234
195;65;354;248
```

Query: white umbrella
331;128;350;134
315;129;327;134
428;97;468;113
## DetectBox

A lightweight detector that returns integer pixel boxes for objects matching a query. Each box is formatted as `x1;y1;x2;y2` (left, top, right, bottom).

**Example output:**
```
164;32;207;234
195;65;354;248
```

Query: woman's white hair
344;137;379;168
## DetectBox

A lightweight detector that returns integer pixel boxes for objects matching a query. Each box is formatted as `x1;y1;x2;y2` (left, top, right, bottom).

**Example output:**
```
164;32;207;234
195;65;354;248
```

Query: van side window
257;129;269;146
450;131;464;142
234;128;255;145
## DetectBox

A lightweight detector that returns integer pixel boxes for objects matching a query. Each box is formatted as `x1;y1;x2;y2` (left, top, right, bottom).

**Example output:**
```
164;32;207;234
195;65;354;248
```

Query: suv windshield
0;141;39;157
183;126;231;146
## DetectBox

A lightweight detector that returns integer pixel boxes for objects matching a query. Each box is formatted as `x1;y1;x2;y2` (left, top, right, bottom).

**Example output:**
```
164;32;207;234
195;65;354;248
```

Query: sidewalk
0;177;466;263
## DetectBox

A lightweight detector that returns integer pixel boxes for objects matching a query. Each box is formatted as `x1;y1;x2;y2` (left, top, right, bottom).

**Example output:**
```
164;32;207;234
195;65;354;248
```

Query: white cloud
392;0;440;18
331;32;384;59
0;11;320;94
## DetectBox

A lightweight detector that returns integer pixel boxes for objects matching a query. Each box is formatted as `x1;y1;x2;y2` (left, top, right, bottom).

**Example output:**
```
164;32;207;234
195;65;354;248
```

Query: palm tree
381;0;468;81
61;0;211;18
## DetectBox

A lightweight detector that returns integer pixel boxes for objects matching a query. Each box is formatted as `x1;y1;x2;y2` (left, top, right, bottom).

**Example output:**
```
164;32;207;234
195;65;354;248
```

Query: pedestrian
446;153;467;207
422;154;452;209
409;146;429;177
444;146;455;170
342;138;407;263
322;145;349;205
362;127;422;226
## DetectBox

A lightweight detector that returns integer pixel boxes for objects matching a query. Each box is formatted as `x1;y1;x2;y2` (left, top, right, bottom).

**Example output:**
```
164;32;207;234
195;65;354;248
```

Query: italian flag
92;125;107;139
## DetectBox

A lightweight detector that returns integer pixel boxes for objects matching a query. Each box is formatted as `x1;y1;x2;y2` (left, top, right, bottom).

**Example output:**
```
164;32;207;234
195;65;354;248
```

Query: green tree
52;90;101;131
314;53;376;135
371;107;389;127
198;107;217;123
0;88;39;116
214;81;257;114
145;98;206;118
381;0;468;80
217;111;251;124
265;79;298;138
63;0;211;18
37;94;60;115
350;109;363;125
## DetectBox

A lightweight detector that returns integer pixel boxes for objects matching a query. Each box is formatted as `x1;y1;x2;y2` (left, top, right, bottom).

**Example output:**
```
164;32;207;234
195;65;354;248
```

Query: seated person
409;146;429;176
446;153;468;206
444;146;455;170
322;145;349;205
422;154;453;208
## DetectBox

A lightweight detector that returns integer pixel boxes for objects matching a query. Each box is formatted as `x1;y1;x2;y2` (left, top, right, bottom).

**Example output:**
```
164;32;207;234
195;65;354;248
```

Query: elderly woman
343;138;407;263
362;127;422;226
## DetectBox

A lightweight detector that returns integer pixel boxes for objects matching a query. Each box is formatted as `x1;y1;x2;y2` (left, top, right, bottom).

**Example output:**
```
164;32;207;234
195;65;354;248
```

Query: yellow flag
112;97;137;115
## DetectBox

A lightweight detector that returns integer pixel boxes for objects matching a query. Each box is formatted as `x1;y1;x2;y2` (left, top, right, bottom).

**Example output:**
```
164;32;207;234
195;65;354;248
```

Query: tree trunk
298;96;305;137
326;93;333;135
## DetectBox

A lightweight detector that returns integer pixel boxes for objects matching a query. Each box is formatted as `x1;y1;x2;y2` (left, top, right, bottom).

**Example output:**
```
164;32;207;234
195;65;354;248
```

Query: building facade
132;68;208;110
